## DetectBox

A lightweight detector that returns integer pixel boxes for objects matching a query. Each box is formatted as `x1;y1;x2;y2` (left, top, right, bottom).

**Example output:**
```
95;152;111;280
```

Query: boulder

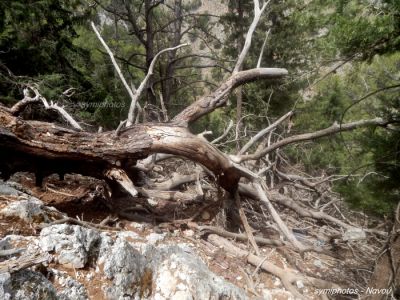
101;238;146;300
39;224;101;268
145;245;247;300
1;270;58;300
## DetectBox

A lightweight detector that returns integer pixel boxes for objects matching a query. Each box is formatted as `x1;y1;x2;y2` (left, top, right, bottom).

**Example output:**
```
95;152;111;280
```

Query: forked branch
91;21;188;127
126;43;189;126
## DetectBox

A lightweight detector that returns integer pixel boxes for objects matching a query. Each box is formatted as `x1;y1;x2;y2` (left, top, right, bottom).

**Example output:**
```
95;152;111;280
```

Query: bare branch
10;87;40;115
235;190;261;256
173;67;288;126
254;182;307;251
196;225;284;247
126;43;189;126
233;0;270;73
0;251;50;274
12;86;82;131
257;29;271;68
208;234;340;299
238;117;391;162
91;21;188;127
238;110;294;155
212;120;234;144
91;22;136;119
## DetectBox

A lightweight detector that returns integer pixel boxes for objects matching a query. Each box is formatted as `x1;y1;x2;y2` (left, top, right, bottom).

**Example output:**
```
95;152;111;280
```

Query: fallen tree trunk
0;106;241;191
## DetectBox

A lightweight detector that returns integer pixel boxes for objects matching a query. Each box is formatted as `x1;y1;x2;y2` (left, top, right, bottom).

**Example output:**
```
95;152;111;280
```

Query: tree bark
0;106;240;191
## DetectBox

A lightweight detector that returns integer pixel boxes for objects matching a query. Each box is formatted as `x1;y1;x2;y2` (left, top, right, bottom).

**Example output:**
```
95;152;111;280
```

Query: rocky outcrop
0;270;58;300
39;224;101;269
0;180;249;299
34;223;248;299
145;245;246;300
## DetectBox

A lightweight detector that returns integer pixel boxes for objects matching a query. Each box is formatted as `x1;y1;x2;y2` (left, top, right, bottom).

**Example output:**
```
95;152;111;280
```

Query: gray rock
97;233;114;263
145;245;247;300
146;232;166;245
39;224;101;268
9;270;58;300
56;275;89;300
0;198;48;223
101;238;146;300
0;181;20;196
313;259;323;268
3;181;34;196
0;237;11;251
296;280;304;289
0;272;11;300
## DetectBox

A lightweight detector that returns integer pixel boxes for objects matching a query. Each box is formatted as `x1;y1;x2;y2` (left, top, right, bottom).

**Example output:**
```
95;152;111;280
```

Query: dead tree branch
238;110;294;155
172;68;288;126
233;0;269;73
237;118;392;162
126;43;189;126
208;234;340;299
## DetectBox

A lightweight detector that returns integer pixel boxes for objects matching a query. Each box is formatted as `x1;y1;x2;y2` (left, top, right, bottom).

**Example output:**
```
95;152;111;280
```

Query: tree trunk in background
145;0;157;106
162;0;183;109
235;0;245;151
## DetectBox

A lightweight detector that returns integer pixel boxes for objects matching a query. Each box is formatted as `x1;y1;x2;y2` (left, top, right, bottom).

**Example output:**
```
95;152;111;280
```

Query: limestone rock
39;224;101;268
0;198;49;223
56;273;89;300
145;245;247;300
0;272;11;300
101;238;146;299
7;270;57;300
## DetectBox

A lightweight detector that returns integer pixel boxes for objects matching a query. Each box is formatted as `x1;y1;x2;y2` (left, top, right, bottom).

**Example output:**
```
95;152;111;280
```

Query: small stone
39;224;101;269
313;259;323;268
296;280;304;289
86;273;94;281
129;222;146;231
201;211;211;220
183;229;195;237
274;278;281;286
147;198;158;206
117;231;140;240
1;199;48;223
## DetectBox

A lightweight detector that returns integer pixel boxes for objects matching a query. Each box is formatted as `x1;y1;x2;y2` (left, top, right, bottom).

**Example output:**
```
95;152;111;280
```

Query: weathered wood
0;106;241;191
0;251;50;274
172;68;288;126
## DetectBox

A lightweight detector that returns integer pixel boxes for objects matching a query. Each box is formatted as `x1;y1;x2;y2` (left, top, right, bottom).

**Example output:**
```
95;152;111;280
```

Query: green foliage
292;53;400;215
220;0;322;128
